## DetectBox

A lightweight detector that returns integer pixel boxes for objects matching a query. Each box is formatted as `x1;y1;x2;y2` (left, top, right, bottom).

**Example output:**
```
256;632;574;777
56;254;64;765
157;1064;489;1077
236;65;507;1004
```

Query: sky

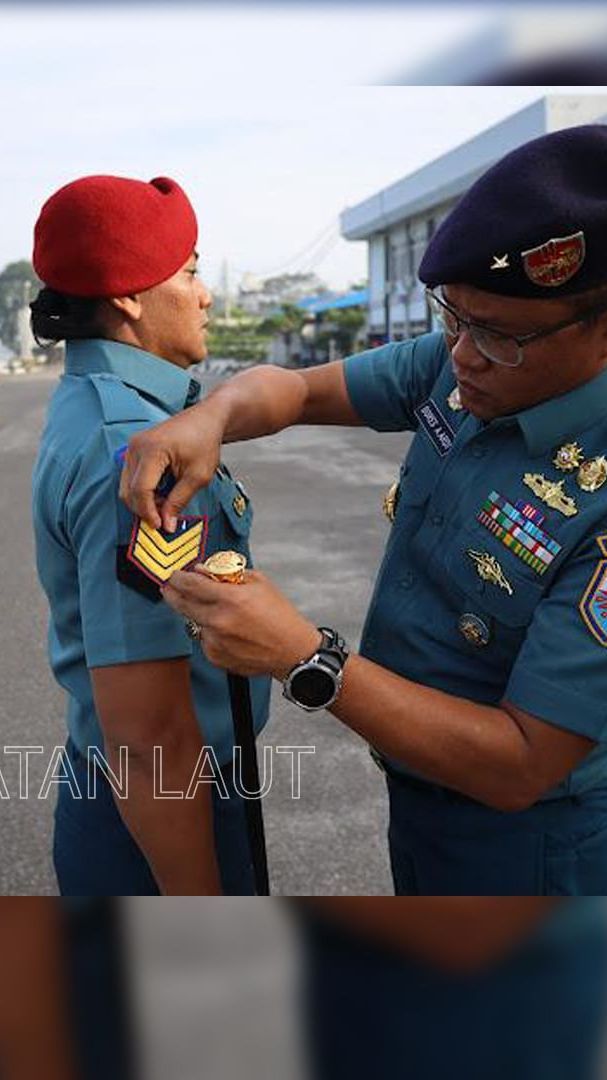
1;3;607;293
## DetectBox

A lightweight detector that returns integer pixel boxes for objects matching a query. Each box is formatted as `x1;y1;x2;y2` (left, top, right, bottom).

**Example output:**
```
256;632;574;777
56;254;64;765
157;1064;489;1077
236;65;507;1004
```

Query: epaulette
87;373;151;425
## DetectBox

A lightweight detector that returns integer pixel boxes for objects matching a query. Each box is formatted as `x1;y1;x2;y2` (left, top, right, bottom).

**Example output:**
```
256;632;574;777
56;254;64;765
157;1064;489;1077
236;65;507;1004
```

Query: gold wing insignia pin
466;550;514;595
523;473;578;517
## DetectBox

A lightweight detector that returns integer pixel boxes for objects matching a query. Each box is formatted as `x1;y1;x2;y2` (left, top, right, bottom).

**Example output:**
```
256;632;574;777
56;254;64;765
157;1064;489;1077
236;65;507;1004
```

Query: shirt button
430;512;444;526
471;445;486;458
400;572;415;589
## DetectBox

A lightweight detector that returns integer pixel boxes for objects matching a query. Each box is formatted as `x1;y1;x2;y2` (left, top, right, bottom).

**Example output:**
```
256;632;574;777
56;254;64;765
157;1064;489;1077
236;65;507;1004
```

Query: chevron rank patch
579;535;607;647
126;516;208;586
477;491;562;575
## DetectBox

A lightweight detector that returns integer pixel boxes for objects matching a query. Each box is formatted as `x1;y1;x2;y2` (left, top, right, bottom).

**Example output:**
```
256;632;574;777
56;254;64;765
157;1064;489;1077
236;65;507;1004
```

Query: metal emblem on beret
521;231;585;288
447;387;463;412
523;473;578;517
232;494;247;516
577;456;607;493
466;550;514;595
458;613;491;647
383;481;400;523
490;254;509;271
553;441;584;472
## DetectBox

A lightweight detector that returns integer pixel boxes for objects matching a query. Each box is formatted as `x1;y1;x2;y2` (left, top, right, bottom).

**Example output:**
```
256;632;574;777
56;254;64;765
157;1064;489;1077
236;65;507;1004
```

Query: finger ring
185;619;203;641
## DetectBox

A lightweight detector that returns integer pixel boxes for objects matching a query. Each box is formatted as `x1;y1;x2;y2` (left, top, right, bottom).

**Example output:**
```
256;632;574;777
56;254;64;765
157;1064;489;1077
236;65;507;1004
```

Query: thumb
160;472;207;532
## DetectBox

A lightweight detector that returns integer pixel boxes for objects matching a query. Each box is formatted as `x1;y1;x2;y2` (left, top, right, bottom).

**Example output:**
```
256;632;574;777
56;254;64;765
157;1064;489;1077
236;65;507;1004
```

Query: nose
449;328;491;375
198;281;213;310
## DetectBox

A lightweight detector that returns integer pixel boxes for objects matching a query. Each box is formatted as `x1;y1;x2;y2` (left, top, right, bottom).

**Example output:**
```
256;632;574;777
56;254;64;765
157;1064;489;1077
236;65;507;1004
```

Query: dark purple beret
419;124;607;299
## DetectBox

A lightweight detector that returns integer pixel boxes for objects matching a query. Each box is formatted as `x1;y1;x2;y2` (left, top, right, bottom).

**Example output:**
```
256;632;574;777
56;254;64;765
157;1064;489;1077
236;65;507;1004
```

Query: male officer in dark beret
122;124;607;894
31;175;271;895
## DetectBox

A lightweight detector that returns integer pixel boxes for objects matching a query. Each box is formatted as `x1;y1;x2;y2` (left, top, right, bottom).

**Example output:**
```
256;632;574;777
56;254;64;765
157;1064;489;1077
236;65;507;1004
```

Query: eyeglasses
426;287;607;368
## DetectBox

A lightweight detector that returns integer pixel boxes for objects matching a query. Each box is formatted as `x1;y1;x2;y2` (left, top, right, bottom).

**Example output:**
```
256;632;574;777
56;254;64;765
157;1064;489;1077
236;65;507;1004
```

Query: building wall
344;95;607;340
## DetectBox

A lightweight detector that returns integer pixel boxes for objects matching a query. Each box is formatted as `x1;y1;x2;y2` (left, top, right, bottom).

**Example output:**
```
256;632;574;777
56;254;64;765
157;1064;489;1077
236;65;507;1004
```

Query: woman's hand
162;566;322;678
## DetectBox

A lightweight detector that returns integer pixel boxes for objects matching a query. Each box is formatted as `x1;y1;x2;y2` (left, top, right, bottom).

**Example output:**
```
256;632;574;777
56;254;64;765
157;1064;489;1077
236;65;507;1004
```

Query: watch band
282;626;349;712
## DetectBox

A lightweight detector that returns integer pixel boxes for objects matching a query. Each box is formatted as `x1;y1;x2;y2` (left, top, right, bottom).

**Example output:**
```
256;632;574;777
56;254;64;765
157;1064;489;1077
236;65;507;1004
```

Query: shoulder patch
579;535;607;647
126;516;208;585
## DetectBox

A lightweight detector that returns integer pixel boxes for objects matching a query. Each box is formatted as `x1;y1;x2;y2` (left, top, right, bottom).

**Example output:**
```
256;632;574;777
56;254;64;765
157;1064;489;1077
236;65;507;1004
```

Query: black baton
227;672;270;895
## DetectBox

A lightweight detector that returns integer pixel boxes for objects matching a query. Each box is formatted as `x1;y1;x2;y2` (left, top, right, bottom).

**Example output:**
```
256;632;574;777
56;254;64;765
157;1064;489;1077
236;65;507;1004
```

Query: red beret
33;174;198;297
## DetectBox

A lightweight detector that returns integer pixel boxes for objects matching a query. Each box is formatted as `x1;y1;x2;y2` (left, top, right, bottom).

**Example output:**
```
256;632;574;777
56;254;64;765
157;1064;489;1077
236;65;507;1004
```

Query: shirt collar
491;366;607;457
65;338;200;414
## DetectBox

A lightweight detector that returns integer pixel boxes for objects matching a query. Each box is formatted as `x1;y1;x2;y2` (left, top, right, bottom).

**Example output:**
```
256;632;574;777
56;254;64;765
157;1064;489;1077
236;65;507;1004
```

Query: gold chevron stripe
135;524;202;565
132;540;201;582
139;518;203;556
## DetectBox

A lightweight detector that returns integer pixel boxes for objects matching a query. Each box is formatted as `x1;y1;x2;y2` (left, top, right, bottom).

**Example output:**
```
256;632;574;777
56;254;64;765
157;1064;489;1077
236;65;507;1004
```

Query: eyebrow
442;288;515;332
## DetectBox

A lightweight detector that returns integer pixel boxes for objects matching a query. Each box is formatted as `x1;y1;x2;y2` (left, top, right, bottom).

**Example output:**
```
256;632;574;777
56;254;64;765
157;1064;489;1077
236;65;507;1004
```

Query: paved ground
0;367;410;895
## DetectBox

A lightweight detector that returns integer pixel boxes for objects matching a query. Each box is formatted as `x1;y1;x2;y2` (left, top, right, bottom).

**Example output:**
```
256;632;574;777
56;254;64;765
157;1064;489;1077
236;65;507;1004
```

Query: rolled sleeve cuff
343;347;409;431
505;664;607;742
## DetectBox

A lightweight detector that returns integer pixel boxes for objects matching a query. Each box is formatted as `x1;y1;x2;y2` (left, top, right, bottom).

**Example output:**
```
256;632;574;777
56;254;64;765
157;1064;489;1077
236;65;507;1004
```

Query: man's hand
119;361;359;531
162;566;321;679
119;405;225;532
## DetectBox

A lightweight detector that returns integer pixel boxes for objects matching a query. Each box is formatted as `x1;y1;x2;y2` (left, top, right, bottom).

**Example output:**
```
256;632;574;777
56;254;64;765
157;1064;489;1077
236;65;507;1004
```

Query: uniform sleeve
505;531;607;741
343;331;450;432
64;426;193;669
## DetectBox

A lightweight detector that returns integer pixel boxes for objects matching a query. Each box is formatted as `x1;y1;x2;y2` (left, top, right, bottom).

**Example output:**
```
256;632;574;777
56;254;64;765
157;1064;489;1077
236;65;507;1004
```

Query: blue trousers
54;739;256;896
300;903;607;1080
386;770;607;895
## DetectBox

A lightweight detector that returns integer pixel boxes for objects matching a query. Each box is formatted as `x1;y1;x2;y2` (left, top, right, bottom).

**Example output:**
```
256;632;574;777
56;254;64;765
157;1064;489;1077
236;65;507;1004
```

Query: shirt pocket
207;469;253;562
443;520;546;630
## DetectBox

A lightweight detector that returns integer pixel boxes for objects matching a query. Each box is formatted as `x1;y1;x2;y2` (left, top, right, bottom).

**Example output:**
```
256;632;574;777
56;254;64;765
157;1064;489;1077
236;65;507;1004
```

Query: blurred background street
0;366;409;895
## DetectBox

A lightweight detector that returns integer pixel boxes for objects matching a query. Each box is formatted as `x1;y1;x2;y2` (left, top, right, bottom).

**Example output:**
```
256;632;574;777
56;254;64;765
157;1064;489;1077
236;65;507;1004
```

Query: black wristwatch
282;627;349;712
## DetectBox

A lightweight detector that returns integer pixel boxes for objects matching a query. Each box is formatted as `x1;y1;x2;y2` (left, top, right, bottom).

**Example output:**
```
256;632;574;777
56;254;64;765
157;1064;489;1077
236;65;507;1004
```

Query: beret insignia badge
521;231;585;288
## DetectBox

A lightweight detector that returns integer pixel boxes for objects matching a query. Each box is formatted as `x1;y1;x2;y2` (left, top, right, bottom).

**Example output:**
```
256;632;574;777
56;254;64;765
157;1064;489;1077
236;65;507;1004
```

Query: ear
107;294;143;321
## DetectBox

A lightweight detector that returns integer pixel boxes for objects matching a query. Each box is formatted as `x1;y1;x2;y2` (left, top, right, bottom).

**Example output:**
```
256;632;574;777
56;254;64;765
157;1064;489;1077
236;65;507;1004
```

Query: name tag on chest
414;398;455;457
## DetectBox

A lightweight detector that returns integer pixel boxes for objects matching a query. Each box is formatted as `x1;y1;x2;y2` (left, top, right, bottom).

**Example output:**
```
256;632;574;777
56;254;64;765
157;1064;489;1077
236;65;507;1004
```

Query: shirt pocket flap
217;477;253;536
444;522;546;628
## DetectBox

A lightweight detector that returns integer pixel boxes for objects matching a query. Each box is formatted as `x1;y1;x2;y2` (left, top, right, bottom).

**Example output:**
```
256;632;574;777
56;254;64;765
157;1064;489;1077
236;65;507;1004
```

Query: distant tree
0;260;41;353
259;302;307;340
320;305;366;356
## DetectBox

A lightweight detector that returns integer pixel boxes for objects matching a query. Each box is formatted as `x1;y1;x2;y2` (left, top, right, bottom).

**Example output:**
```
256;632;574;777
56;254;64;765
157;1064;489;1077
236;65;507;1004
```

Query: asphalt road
0;366;409;895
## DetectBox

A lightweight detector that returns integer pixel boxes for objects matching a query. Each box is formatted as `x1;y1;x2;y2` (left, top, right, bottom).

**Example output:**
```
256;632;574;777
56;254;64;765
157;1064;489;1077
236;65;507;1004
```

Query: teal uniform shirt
32;338;271;764
344;331;607;799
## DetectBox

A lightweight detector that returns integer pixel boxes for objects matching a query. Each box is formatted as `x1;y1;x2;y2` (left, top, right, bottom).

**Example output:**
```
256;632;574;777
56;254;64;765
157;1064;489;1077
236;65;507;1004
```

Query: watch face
290;666;336;708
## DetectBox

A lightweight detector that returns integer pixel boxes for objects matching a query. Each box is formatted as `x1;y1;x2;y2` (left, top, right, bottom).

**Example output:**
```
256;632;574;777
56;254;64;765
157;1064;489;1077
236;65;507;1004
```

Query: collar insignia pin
383;481;400;523
553;442;584;472
523;473;578;517
490;254;510;271
447;387;463;412
577;456;607;493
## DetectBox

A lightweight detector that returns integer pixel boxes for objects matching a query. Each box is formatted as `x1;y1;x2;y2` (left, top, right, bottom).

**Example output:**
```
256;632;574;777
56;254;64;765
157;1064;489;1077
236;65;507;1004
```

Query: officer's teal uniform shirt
32;338;271;763
344;331;607;799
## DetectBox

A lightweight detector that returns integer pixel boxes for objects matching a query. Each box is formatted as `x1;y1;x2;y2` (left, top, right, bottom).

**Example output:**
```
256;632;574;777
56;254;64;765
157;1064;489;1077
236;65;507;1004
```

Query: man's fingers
164;569;225;602
120;451;168;528
160;473;210;533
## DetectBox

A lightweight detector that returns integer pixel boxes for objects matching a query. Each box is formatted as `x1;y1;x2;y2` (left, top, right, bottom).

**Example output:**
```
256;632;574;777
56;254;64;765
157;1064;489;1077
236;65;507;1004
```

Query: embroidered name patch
579;535;607;647
477;491;562;576
414;399;455;457
127;516;208;585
